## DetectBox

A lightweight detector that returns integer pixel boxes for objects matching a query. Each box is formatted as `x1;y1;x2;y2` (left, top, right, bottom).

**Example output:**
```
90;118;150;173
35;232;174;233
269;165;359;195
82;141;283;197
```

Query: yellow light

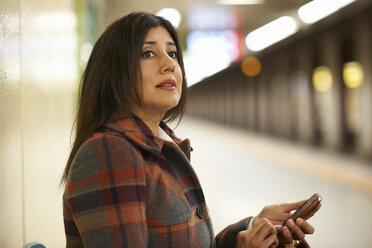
343;61;364;88
241;56;261;77
313;66;333;92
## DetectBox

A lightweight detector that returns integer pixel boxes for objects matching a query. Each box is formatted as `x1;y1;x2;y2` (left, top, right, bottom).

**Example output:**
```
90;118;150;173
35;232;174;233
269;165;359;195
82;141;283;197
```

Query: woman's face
135;26;183;117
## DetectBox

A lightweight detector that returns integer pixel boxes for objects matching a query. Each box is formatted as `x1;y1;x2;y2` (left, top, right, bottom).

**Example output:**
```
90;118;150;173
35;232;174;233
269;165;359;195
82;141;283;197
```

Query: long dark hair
61;12;188;184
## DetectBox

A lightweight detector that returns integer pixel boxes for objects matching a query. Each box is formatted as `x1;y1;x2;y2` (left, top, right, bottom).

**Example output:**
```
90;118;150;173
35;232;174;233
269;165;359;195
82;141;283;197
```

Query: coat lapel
104;113;191;160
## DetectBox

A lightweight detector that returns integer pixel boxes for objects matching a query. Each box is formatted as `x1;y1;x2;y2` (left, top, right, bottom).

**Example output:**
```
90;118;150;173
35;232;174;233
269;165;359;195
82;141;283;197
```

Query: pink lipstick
156;79;176;90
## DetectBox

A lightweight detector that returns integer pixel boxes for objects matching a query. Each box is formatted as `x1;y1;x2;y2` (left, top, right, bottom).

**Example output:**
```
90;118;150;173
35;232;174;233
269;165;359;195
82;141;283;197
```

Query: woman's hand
253;200;321;246
278;218;314;245
236;218;279;248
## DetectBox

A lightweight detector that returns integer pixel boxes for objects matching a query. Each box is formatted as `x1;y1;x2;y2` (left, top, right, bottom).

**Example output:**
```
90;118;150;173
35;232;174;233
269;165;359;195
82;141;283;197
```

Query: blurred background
1;0;371;247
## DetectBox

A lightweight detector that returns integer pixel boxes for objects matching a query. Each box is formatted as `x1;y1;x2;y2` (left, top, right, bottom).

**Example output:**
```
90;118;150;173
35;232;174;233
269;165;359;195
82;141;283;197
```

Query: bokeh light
185;30;245;86
289;71;309;97
80;41;93;64
217;0;264;4
245;16;298;51
298;0;356;24
313;66;333;92
187;6;238;30
343;61;364;88
241;56;261;77
156;8;181;28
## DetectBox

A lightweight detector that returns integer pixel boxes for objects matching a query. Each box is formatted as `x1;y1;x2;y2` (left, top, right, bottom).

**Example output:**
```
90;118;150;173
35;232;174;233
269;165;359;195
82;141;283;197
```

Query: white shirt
158;126;174;143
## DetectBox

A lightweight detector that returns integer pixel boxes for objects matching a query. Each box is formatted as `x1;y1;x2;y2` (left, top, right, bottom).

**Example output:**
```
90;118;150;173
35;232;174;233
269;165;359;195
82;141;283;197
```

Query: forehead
144;26;175;44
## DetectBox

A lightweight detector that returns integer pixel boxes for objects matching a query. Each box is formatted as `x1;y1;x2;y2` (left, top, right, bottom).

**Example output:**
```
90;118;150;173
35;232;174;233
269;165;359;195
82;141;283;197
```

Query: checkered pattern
63;113;251;247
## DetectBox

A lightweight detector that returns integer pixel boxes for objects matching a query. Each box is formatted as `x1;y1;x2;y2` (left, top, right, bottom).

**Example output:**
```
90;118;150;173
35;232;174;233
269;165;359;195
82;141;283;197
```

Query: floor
171;117;372;247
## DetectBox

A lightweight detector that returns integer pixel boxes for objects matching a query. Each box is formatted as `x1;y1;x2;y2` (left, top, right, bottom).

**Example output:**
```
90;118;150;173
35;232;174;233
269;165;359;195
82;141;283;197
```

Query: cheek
177;79;183;95
139;65;153;95
140;66;150;84
176;67;183;90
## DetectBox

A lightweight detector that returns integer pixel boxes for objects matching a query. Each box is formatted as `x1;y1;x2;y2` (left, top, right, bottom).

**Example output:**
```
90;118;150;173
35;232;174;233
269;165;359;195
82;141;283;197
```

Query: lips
156;79;176;90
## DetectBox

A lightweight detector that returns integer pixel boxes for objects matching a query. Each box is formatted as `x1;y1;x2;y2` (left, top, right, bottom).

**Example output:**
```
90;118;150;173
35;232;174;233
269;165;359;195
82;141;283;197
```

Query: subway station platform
172;116;372;247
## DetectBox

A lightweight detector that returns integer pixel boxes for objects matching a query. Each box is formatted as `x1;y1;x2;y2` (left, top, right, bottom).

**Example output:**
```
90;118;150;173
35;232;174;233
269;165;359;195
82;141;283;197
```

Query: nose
160;54;176;73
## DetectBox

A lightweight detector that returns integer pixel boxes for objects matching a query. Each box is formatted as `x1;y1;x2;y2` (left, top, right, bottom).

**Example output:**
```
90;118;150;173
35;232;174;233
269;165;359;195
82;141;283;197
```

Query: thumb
274;225;282;232
281;200;306;212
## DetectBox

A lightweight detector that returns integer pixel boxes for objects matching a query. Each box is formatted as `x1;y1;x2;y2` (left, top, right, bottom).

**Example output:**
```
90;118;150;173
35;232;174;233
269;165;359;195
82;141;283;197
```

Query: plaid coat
63;113;251;248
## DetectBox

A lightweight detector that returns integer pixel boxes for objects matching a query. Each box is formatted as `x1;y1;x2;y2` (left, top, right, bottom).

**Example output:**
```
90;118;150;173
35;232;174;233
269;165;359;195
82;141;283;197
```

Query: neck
131;108;164;137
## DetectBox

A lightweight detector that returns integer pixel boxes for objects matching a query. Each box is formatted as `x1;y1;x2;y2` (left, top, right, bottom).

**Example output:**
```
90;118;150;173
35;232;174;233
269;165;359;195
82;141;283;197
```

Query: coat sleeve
64;134;148;248
215;217;252;248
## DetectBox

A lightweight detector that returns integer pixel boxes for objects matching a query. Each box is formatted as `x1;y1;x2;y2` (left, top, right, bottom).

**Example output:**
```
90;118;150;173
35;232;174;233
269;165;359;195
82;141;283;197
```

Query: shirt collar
158;126;174;143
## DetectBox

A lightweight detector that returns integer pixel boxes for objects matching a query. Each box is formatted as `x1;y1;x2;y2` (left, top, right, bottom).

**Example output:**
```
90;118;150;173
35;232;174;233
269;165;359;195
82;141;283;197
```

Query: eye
168;51;178;58
141;50;155;58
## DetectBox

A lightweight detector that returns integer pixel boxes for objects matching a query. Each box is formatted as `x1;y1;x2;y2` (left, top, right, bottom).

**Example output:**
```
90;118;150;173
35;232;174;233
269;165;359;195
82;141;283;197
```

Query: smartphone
279;193;322;232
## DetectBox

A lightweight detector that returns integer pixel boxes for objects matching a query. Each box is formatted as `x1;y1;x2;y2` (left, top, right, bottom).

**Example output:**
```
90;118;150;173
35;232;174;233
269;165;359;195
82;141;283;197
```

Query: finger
258;219;277;238
256;219;277;244
281;200;307;213
272;235;279;247
251;218;271;237
263;233;279;248
262;220;278;237
276;225;285;237
263;210;291;226
270;217;290;226
280;226;293;244
235;230;244;248
296;218;314;234
287;219;305;240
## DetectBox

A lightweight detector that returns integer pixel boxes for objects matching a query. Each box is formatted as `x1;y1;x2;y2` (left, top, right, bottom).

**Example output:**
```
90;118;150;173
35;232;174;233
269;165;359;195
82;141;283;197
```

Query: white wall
0;0;77;247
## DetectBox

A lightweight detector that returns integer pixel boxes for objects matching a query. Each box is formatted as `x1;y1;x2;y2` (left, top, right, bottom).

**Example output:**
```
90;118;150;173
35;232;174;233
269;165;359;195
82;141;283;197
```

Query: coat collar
104;112;191;159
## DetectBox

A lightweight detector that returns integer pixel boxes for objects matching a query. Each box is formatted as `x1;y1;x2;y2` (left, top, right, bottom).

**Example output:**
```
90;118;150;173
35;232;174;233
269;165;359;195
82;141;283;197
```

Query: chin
167;97;181;107
166;102;179;110
162;101;180;112
149;97;181;113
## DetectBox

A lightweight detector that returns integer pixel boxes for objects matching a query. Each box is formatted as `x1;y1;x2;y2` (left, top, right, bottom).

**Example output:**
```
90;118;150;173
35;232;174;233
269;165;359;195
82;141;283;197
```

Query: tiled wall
0;0;77;247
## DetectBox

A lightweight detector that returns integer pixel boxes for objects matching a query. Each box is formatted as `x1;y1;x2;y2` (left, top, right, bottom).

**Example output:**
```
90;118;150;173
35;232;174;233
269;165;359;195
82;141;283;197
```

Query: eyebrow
143;41;176;46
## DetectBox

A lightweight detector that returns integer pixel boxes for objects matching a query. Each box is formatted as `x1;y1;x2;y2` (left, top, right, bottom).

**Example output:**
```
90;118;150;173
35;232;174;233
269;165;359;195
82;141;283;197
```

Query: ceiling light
245;16;298;52
217;0;264;5
156;8;181;28
298;0;356;24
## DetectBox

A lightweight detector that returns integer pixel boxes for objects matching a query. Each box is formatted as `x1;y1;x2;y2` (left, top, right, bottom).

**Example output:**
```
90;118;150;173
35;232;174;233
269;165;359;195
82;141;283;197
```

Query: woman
62;12;320;248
